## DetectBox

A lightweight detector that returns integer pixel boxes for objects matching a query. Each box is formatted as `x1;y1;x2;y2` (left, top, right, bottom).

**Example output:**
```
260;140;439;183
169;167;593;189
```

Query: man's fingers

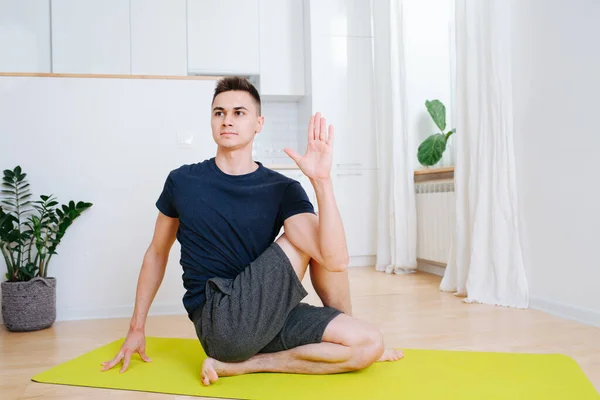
120;351;133;373
319;117;327;141
314;112;321;140
139;349;152;363
308;114;315;141
327;124;335;146
101;352;123;371
284;148;302;164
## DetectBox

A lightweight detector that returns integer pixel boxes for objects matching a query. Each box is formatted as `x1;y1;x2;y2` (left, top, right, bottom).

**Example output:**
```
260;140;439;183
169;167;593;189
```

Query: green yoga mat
31;336;599;399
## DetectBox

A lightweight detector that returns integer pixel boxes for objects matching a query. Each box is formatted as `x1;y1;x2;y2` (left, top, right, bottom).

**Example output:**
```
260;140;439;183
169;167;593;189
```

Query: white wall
403;0;455;169
0;76;219;322
511;0;600;325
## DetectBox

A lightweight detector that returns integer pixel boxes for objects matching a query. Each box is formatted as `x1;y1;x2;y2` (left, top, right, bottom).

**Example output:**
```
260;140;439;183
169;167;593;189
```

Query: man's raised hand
284;112;334;181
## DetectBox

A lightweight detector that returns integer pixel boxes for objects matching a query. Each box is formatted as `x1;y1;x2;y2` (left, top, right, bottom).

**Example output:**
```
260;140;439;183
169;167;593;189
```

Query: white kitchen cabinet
308;0;372;37
334;169;377;257
0;0;51;73
310;36;376;169
130;0;187;76
51;0;130;74
259;0;305;97
187;0;260;75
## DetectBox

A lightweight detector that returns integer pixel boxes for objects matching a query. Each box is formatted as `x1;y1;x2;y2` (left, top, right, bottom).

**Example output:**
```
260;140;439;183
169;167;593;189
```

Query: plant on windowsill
417;100;455;167
0;166;93;332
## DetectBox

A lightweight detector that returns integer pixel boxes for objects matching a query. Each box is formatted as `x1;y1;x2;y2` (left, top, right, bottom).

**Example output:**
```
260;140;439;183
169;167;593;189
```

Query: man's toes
201;358;219;386
208;367;219;383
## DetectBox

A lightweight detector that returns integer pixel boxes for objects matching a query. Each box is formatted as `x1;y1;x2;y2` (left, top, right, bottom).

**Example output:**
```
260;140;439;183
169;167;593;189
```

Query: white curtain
440;0;529;308
372;0;418;274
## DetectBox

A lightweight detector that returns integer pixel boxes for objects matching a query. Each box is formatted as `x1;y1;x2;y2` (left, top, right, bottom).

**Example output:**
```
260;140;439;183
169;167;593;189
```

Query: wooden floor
2;268;599;399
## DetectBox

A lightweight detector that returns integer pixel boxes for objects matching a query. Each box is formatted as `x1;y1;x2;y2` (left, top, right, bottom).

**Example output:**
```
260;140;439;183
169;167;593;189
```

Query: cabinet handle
336;172;363;176
337;163;362;167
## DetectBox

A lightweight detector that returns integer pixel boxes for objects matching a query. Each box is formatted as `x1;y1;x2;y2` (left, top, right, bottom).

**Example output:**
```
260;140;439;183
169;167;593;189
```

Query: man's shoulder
168;159;212;179
261;165;297;184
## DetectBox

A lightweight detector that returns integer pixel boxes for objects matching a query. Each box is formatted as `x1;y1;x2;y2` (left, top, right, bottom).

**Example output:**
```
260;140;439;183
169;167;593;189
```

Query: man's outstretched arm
283;112;349;272
101;212;179;373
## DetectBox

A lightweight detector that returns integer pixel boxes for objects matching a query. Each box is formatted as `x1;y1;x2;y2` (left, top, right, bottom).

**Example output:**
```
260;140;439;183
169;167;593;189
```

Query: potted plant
0;166;92;332
417;99;456;167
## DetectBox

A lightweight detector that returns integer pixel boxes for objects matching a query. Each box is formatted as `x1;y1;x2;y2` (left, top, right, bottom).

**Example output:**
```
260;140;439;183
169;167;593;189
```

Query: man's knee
347;326;384;370
322;315;384;370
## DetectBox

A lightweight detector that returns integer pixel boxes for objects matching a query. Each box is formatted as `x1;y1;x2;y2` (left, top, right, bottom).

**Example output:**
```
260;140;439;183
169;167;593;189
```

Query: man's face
211;90;263;151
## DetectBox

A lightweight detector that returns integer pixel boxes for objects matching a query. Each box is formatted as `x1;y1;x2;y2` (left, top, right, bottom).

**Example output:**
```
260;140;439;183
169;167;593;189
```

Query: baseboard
55;303;186;322
348;256;376;268
530;296;600;328
417;260;446;277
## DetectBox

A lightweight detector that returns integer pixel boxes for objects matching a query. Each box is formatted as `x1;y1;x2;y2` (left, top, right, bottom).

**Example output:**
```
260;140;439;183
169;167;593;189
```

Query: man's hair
212;76;261;115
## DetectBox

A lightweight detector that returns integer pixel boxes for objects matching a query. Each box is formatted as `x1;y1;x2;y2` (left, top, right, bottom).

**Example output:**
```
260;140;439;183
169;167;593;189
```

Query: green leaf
417;133;447;167
446;128;456;139
1;190;16;195
4;169;15;179
425;100;446;131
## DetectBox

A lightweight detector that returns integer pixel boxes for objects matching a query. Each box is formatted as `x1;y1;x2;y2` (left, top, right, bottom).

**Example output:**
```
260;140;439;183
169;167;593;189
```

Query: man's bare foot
378;348;404;362
201;357;220;386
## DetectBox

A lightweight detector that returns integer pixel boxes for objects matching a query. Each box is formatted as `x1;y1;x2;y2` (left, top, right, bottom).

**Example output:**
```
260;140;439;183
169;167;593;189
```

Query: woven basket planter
1;277;56;332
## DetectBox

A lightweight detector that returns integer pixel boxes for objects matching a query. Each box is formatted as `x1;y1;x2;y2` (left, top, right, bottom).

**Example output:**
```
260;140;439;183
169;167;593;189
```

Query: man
102;77;403;385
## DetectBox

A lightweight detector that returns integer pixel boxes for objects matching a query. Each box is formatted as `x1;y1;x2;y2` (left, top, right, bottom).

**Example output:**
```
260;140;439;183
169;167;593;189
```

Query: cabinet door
187;0;259;75
51;0;130;74
0;0;51;73
334;169;377;257
259;0;304;97
130;0;187;76
311;36;376;169
309;0;372;38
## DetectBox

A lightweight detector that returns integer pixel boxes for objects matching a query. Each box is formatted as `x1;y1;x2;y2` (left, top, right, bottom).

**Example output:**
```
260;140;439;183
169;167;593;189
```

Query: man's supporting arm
102;212;178;373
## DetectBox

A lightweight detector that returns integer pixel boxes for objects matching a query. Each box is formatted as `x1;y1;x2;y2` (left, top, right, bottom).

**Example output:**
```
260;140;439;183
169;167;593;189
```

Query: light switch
176;130;194;146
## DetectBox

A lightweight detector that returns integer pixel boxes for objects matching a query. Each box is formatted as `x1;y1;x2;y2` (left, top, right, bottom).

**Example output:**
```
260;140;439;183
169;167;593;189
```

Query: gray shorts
191;242;342;363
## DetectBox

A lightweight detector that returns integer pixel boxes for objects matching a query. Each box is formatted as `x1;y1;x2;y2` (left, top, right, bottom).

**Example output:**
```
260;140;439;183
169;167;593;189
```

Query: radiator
415;180;455;265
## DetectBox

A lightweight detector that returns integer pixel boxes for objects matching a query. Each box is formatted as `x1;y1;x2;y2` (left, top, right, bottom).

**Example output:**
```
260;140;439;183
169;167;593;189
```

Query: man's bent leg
201;313;403;385
275;233;311;281
277;231;352;315
309;259;352;315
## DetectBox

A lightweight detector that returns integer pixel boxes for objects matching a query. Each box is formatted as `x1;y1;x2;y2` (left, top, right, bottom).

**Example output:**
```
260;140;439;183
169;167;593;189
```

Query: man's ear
256;115;265;133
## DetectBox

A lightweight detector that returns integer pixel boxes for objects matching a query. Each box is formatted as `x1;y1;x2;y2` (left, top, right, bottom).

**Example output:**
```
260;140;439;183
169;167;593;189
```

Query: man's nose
222;115;234;126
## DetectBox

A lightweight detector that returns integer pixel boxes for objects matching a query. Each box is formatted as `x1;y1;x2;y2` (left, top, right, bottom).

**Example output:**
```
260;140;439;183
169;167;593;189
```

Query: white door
0;0;51;73
308;0;373;38
259;0;305;97
334;169;378;257
311;36;376;169
51;0;130;74
130;0;187;76
187;0;260;75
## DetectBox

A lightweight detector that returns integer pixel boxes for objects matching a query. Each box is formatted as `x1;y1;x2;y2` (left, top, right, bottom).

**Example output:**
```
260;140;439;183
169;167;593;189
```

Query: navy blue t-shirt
155;157;315;318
